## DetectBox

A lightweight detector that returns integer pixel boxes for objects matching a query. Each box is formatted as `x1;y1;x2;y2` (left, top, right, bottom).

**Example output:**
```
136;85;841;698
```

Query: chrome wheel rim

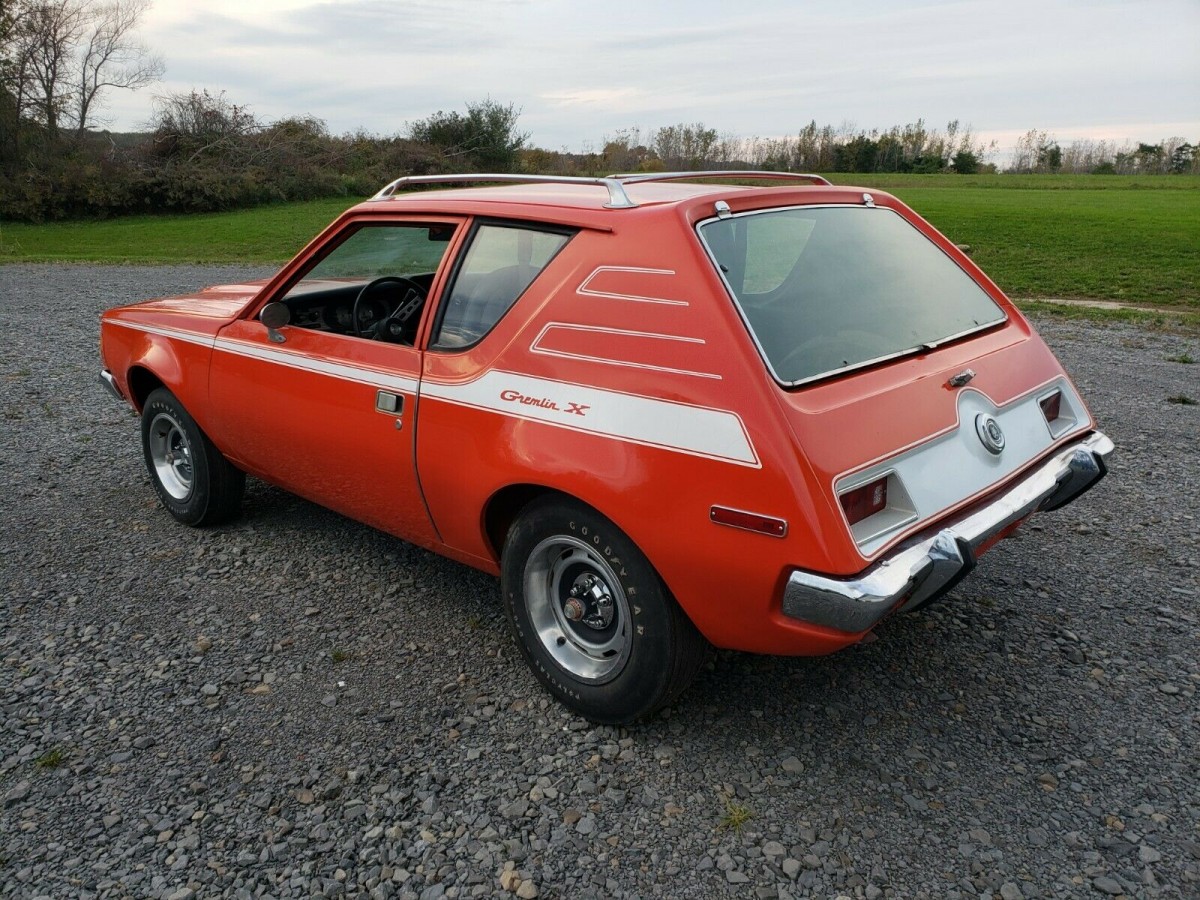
147;412;194;500
523;535;631;683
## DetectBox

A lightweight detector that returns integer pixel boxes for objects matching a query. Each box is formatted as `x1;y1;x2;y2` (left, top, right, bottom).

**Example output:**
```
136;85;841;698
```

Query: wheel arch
483;484;643;565
126;365;166;412
482;483;689;607
483;483;572;562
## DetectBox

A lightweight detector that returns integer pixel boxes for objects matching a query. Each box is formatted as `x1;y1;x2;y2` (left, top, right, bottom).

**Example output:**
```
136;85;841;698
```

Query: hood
126;279;270;320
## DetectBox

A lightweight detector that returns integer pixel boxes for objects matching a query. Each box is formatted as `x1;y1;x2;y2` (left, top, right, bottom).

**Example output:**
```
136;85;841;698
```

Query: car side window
433;223;571;349
279;223;456;341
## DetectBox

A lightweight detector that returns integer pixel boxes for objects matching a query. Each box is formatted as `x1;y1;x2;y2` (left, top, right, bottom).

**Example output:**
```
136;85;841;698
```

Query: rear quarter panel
416;208;857;655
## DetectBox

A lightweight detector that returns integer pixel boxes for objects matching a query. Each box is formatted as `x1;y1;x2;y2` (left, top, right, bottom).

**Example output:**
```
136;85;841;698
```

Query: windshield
699;206;1006;385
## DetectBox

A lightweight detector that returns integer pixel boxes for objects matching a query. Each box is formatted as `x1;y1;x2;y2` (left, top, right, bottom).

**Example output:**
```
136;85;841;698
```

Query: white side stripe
422;370;759;467
535;323;704;345
214;338;420;394
107;320;215;348
122;323;758;467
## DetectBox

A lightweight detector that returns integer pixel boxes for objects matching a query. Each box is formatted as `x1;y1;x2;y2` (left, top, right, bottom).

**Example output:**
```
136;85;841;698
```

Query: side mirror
259;302;291;343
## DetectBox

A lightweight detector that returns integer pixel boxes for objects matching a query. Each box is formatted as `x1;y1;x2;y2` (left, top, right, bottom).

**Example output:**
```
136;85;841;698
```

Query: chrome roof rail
609;170;832;187
371;173;637;209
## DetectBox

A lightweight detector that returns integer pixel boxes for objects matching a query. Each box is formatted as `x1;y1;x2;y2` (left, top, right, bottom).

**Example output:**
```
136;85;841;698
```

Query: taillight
1039;390;1062;423
838;472;917;549
840;477;888;526
1039;387;1079;438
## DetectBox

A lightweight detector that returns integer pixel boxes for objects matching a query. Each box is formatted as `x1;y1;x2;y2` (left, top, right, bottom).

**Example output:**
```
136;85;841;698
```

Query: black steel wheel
501;497;709;723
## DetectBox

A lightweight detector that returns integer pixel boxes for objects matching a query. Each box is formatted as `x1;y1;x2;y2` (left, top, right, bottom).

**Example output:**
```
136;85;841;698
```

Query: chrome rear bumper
782;431;1113;634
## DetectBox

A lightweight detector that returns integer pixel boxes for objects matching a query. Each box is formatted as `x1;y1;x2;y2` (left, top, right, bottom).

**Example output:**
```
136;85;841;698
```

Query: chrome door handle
376;391;403;414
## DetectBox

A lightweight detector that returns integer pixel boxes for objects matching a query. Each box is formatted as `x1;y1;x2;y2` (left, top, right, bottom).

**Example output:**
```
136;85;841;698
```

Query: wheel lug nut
563;598;585;621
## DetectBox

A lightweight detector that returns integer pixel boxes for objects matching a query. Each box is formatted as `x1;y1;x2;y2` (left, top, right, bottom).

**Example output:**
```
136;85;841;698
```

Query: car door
209;216;464;548
415;220;576;555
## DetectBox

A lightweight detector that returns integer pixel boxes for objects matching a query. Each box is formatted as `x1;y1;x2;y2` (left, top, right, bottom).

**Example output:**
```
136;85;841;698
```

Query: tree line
580;120;995;175
1008;129;1195;175
2;1;1196;222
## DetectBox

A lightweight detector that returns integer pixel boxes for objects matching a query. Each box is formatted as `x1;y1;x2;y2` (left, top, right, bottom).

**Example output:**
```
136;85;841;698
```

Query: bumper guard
99;369;126;404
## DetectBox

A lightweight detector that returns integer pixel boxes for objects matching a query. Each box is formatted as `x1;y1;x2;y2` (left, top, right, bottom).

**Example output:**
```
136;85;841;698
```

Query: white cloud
541;89;646;108
95;0;1199;149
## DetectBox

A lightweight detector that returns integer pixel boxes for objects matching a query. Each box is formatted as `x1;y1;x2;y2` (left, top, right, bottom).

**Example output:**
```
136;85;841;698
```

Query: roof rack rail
371;173;637;209
609;170;832;187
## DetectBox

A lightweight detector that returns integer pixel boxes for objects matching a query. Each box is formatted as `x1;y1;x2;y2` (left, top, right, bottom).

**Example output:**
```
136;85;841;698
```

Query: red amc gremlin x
100;172;1113;723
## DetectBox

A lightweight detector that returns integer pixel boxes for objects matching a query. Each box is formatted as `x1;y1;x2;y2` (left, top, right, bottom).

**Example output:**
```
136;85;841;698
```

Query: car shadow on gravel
232;473;1091;754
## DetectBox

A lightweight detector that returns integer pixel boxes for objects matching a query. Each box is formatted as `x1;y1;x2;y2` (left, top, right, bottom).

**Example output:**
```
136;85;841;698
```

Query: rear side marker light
710;506;788;538
1040;390;1063;423
840;477;888;526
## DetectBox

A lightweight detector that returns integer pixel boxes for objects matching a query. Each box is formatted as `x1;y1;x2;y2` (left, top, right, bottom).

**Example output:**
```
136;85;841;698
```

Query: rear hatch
699;199;1093;562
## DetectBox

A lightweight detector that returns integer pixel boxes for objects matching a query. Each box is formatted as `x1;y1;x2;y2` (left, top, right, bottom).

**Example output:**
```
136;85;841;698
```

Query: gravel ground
1;264;1197;900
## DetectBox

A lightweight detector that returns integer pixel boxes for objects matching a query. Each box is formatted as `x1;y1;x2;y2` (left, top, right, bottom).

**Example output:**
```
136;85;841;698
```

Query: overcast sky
101;0;1200;157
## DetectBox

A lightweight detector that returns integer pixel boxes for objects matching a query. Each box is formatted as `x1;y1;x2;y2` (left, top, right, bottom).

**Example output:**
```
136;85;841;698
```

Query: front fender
100;318;216;429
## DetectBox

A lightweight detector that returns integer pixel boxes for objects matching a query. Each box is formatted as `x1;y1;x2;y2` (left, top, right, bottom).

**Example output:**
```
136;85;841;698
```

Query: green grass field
0;197;352;266
858;175;1200;309
1;175;1197;311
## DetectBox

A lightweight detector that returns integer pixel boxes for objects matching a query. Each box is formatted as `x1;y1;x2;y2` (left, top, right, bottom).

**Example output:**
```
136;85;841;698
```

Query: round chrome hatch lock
975;413;1006;455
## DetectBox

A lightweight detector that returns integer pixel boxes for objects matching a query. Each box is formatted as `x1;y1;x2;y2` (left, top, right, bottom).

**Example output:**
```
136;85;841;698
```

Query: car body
99;172;1112;723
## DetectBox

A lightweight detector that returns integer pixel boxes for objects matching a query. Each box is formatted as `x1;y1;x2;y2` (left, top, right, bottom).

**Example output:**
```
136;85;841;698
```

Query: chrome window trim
696;204;1008;389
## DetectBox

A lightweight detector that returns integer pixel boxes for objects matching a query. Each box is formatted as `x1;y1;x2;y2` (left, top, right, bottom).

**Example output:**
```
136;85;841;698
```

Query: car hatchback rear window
699;206;1006;385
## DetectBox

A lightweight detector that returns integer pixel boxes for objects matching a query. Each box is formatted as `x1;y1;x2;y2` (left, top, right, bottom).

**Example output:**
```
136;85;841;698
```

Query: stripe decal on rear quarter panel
124;325;758;467
422;370;760;467
576;266;688;306
529;323;722;380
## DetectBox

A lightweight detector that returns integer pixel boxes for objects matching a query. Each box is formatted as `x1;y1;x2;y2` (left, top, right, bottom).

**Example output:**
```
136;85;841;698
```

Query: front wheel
141;388;244;526
501;497;709;723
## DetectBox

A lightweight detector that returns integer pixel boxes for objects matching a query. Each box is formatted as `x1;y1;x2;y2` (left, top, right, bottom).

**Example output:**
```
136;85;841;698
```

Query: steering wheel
352;276;427;340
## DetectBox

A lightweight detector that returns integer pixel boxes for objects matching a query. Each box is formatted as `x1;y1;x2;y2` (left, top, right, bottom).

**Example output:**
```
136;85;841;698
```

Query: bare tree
2;0;160;144
1010;129;1052;173
0;0;32;162
71;0;162;136
22;0;85;138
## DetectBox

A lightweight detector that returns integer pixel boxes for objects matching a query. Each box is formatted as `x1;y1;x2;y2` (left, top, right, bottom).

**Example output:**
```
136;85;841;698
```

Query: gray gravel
1;263;1198;900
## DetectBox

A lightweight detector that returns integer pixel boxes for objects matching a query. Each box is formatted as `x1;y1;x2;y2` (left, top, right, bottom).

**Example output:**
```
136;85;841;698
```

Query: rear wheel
141;388;244;526
501;497;709;723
